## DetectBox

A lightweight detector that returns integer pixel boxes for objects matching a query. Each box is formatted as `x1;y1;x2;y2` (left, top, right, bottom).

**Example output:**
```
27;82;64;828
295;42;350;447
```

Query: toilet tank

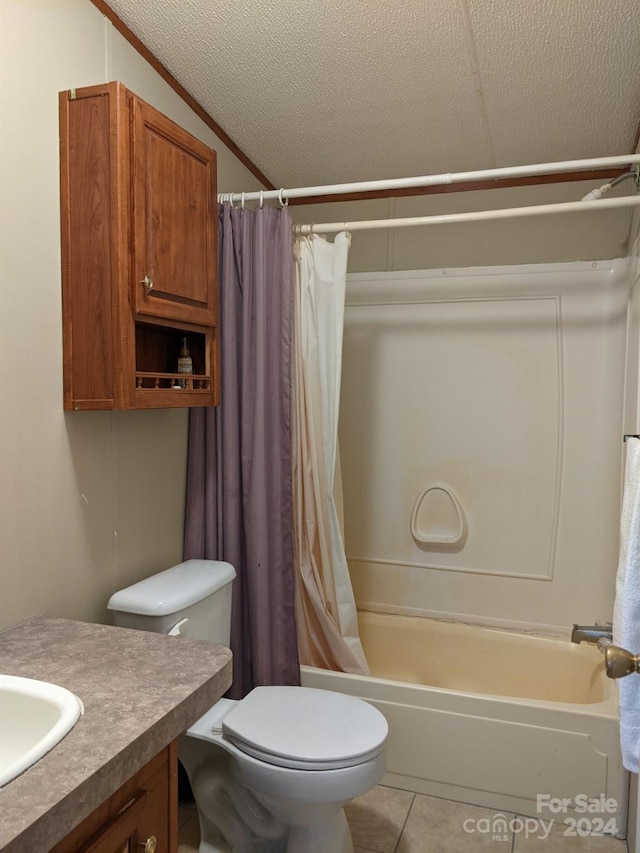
107;560;236;645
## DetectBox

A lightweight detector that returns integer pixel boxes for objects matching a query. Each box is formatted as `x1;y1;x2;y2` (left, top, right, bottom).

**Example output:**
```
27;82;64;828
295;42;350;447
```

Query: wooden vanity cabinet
50;744;177;853
59;82;219;410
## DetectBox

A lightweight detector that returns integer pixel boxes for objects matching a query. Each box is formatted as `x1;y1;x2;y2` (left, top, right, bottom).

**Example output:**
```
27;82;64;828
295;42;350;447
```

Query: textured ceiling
103;0;640;188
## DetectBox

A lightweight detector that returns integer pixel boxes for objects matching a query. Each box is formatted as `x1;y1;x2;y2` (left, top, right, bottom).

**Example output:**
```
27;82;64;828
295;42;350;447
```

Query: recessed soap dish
410;484;467;546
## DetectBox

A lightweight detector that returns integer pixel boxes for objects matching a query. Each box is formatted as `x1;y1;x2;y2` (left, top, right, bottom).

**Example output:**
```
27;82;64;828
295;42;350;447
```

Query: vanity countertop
0;615;232;853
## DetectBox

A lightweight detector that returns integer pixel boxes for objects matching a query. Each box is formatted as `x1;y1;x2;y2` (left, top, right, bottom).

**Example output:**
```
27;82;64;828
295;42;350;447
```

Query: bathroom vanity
0;616;232;853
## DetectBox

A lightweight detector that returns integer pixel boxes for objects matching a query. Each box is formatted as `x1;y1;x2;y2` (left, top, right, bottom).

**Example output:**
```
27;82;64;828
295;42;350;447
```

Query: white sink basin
0;674;83;787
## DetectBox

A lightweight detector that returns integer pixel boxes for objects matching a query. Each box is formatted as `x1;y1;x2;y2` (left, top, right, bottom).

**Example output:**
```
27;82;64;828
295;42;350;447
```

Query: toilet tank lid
107;560;236;616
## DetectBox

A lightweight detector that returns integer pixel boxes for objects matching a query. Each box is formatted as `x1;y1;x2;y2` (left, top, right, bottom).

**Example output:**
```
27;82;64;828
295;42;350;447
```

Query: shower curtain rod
218;154;640;206
293;195;640;235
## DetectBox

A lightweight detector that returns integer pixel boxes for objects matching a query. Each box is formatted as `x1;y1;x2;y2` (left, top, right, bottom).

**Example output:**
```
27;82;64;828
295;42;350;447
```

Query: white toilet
107;560;388;853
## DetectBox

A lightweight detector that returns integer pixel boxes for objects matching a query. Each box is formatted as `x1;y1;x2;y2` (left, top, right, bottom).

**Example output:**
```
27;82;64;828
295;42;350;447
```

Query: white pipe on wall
293;195;640;236
218;154;640;205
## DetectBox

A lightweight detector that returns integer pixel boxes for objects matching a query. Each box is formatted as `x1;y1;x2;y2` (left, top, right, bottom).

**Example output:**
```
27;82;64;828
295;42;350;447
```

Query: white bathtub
301;611;627;831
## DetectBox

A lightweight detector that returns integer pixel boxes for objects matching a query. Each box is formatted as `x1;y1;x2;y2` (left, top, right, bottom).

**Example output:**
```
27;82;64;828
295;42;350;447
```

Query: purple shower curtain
184;202;300;698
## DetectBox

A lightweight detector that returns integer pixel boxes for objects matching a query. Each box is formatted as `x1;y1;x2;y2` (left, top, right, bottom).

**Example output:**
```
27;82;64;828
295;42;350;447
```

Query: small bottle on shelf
177;336;193;389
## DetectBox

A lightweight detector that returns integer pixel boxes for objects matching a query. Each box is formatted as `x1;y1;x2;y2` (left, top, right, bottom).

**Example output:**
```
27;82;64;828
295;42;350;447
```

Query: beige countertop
0;616;232;853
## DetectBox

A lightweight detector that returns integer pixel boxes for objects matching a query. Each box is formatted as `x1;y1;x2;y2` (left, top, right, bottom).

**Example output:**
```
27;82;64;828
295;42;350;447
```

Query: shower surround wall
340;260;630;632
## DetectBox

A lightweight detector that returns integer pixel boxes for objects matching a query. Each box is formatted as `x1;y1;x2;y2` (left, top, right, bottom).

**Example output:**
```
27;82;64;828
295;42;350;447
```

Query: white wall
0;0;265;629
624;193;640;436
339;261;630;633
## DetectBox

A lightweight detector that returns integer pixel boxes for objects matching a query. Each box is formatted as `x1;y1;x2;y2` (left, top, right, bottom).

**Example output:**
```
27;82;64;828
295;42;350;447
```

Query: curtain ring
229;194;236;208
241;192;246;210
278;188;288;207
259;189;264;209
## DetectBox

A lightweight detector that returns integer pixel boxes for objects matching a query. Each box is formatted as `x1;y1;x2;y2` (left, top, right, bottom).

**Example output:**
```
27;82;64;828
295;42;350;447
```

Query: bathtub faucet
570;622;613;645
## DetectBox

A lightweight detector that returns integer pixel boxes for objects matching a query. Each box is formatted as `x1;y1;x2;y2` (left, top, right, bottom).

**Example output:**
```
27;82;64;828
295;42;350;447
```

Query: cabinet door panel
133;98;217;326
50;745;176;853
78;789;148;853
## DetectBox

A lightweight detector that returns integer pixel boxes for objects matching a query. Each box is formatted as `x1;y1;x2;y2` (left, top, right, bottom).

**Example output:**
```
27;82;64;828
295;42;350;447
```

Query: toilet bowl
107;560;388;853
181;687;387;853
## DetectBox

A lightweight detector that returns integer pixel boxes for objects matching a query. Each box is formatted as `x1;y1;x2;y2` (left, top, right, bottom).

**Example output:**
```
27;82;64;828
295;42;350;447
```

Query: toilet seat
221;686;388;771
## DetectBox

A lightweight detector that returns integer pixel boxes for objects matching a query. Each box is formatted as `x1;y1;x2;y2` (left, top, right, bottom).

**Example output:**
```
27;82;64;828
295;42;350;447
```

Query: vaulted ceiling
102;0;640;189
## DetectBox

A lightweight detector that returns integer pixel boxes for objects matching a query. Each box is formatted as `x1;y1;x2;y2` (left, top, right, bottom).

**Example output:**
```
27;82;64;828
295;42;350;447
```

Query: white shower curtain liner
292;232;369;675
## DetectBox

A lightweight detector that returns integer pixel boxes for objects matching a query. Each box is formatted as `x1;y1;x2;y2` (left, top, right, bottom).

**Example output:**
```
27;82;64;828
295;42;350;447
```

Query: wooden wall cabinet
50;744;177;853
59;82;219;410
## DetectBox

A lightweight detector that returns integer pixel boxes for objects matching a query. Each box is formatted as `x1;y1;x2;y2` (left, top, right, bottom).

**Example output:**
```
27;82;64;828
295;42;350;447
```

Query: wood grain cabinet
50;744;177;853
59;82;219;410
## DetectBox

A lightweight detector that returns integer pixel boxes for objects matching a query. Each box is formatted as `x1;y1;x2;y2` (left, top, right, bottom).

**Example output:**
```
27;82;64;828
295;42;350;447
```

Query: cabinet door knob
138;835;157;853
142;275;154;291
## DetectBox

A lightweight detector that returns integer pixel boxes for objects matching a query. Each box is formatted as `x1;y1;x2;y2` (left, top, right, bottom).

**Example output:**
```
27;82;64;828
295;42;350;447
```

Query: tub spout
571;622;613;645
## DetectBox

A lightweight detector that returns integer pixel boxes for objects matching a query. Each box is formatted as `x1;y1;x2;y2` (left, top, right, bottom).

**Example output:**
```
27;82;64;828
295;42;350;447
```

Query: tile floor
178;784;629;852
